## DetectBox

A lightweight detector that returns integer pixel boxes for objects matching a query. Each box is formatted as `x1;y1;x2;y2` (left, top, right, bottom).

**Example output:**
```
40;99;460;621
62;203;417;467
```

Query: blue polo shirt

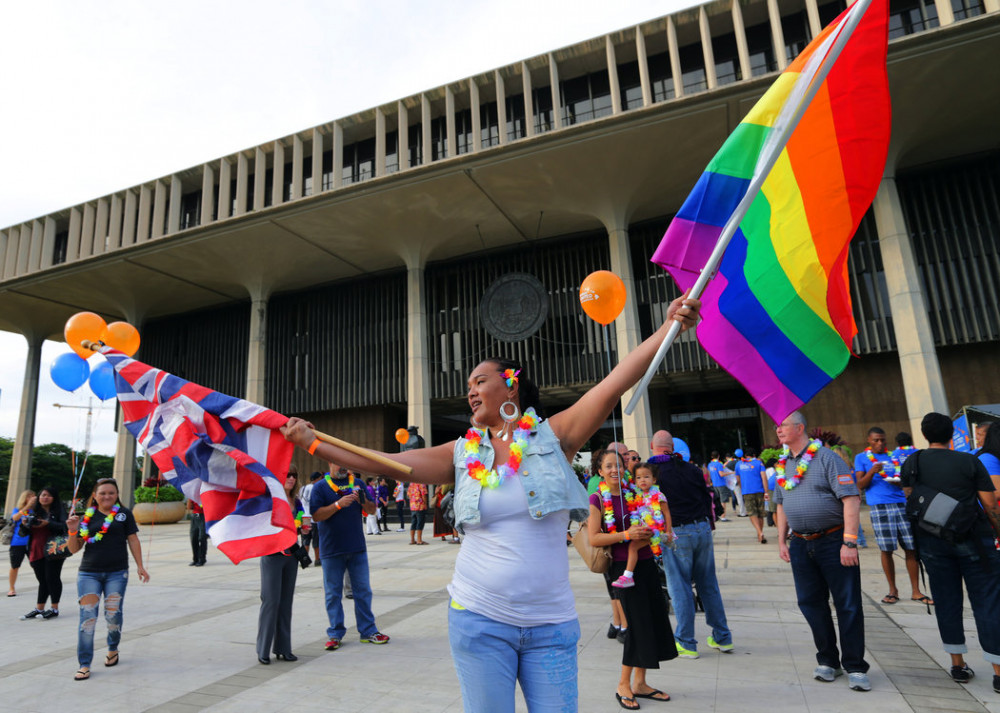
853;451;904;505
736;459;765;495
978;451;1000;477
707;460;727;487
310;475;368;557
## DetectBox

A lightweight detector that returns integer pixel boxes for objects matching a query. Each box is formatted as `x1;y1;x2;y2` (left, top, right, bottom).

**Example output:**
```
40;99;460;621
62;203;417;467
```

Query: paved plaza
1;510;997;713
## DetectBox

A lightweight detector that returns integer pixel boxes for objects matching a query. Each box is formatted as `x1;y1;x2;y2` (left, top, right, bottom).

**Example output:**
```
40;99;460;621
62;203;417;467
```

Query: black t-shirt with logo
79;506;140;573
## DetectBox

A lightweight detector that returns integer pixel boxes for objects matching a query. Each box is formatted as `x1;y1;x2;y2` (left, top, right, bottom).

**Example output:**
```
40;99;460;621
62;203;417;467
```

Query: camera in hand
287;542;312;569
18;514;37;537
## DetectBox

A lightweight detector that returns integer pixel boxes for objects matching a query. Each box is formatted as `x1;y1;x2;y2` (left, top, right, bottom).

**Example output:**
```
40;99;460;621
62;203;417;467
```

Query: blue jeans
788;534;868;672
448;604;579;713
661;519;731;650
77;569;129;667
320;551;377;639
916;531;1000;664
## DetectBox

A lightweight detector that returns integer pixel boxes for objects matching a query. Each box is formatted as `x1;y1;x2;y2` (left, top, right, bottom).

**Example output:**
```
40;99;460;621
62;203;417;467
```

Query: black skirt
614;558;677;669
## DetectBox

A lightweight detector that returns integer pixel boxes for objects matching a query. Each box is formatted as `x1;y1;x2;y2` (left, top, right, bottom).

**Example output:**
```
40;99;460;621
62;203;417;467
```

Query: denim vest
452;420;590;534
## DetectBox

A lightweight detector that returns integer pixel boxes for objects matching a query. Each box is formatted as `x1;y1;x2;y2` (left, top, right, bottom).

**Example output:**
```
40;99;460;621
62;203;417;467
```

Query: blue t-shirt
853;451;904;505
767;469;778;492
11;507;30;547
707;460;727;487
891;447;918;468
310;475;368;557
978;451;1000;477
736;459;765;494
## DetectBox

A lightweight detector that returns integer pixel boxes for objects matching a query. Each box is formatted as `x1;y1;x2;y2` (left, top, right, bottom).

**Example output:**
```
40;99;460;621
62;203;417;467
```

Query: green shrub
134;485;184;503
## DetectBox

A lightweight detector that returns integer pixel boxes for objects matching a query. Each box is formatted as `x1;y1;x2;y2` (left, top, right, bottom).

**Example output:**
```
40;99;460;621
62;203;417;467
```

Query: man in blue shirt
853;427;931;606
735;452;769;544
311;464;390;650
707;452;731;522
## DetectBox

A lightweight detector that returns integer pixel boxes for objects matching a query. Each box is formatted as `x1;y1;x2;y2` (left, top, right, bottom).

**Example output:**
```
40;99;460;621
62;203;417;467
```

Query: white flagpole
624;0;875;417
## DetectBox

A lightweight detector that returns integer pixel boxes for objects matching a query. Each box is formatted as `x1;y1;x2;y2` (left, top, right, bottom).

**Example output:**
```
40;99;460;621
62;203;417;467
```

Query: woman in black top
19;486;67;621
66;478;149;681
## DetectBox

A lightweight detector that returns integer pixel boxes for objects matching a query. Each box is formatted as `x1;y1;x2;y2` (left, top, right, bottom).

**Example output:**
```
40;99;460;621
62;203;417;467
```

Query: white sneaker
848;672;871;691
814;665;844;682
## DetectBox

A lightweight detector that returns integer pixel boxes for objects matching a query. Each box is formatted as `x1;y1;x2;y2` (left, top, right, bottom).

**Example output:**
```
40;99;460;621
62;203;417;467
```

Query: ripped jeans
77;569;129;667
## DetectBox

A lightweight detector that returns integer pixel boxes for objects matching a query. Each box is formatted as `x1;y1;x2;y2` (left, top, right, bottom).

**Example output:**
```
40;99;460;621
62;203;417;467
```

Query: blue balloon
89;361;117;400
673;437;691;461
50;352;90;392
735;448;744;458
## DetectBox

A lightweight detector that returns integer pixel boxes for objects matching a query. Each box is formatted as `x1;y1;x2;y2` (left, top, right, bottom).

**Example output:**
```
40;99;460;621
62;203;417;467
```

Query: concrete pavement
1;511;997;713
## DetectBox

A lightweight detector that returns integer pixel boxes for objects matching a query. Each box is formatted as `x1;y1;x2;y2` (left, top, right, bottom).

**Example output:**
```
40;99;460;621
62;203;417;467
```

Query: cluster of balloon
579;270;627;325
394;428;409;445
49;312;141;400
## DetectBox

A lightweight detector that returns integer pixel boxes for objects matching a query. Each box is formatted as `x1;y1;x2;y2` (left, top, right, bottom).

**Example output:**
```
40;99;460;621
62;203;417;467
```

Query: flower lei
293;508;304;529
865;448;895;477
630;486;667;556
463;407;540;488
80;503;120;543
891;445;917;469
325;473;360;493
598;480;636;533
776;439;822;490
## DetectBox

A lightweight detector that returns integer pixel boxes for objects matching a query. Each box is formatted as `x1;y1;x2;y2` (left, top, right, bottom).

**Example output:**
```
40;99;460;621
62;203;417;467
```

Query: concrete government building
3;0;999;510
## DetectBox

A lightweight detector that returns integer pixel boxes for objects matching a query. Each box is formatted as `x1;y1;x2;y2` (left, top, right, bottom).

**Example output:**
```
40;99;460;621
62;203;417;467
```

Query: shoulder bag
905;451;982;544
573;518;611;574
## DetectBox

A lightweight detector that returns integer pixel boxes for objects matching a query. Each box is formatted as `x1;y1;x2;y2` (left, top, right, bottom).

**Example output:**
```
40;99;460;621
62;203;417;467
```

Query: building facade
3;0;999;510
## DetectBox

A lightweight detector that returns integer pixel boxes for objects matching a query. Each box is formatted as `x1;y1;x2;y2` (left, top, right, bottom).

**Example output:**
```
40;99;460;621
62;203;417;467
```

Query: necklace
630;486;666;555
463;407;540;489
325;473;360;494
598;480;636;533
864;448;895;477
891;445;916;469
776;440;822;490
80;503;120;543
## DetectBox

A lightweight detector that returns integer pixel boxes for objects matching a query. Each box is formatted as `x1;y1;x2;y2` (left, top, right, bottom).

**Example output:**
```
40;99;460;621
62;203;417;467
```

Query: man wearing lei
852;427;931;606
773;411;872;692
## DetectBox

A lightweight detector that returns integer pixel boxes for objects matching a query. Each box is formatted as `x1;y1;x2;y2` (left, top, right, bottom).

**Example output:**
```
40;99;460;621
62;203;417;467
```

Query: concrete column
218;158;232;219
246;290;270;405
635;27;653;107
15;224;30;274
332;122;344;188
291;135;303;199
0;230;8;277
141;455;153;488
667;17;684;98
40;218;56;268
420;95;431;164
548;53;563;128
406;261;432;446
253;147;266;210
28;220;43;271
375;109;386;175
700;6;718;90
985;0;1000;13
872;176;949;438
804;0;822;37
605;39;622;115
122;190;138;246
94;198;109;255
768;0;788;71
235;153;249;216
470;80;482;152
272;141;285;205
495;71;507;145
109;194;123;250
397;101;409;169
521;62;535;138
152;180;167;238
80;203;96;258
732;0;752;83
934;0;955;26
168;174;182;233
136;184;153;241
607;225;654;454
201;163;215;225
311;129;323;193
4;336;43;516
113;403;138;508
445;87;456;158
3;227;20;278
67;208;82;261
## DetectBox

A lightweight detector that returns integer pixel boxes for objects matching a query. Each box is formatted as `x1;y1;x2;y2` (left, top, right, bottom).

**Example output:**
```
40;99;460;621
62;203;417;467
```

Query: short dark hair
895;432;913;447
920;412;953;445
309;471;322;481
867;427;886;436
480;358;541;414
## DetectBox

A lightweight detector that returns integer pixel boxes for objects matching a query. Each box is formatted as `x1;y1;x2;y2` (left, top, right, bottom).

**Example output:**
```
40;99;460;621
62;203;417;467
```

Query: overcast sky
0;0;700;455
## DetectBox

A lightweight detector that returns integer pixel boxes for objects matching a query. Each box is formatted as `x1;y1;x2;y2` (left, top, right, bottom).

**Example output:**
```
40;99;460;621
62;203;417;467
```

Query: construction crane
53;398;110;503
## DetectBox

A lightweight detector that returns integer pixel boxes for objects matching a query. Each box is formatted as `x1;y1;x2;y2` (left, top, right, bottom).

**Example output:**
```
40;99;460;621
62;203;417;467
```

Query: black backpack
905;451;984;544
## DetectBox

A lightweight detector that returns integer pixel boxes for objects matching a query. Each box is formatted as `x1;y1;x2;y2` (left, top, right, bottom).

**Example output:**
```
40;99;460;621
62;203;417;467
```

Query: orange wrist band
307;438;320;455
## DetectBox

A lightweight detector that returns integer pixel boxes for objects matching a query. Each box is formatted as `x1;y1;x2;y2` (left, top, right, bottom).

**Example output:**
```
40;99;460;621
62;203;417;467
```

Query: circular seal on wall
480;272;549;343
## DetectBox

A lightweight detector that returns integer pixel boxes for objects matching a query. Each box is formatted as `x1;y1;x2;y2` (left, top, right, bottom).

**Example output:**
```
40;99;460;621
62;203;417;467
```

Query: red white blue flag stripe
100;346;297;563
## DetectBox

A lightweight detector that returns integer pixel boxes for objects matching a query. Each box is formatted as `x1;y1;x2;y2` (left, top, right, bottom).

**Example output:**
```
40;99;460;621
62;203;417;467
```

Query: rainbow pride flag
651;0;890;424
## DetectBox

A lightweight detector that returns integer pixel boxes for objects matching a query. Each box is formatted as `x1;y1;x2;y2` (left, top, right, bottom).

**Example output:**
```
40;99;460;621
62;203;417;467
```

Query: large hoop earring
498;401;520;441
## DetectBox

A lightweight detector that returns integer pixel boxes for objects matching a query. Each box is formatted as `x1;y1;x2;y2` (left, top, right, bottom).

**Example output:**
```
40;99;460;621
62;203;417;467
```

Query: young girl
612;463;672;589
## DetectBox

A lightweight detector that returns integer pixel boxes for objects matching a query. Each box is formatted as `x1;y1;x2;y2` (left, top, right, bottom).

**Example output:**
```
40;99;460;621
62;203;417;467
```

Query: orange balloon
104;321;141;357
579;271;627;325
64;312;108;359
394;428;410;445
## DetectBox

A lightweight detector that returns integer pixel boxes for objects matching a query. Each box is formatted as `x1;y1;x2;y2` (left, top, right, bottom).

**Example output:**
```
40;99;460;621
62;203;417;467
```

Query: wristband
843;533;858;540
335;501;342;510
307;438;320;455
623;531;631;542
68;531;79;537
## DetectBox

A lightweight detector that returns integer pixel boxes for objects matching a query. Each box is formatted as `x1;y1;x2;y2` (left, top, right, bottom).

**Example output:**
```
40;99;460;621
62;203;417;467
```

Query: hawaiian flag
100;346;297;563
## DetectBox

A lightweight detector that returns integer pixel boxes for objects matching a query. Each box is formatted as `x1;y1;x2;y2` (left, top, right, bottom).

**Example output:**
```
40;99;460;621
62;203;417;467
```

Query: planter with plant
132;483;186;524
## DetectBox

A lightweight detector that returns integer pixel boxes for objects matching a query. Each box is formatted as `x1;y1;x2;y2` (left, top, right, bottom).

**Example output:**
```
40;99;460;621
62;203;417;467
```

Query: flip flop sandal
634;689;671;701
105;651;119;667
910;596;933;605
615;693;640;710
74;668;90;681
881;594;899;604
